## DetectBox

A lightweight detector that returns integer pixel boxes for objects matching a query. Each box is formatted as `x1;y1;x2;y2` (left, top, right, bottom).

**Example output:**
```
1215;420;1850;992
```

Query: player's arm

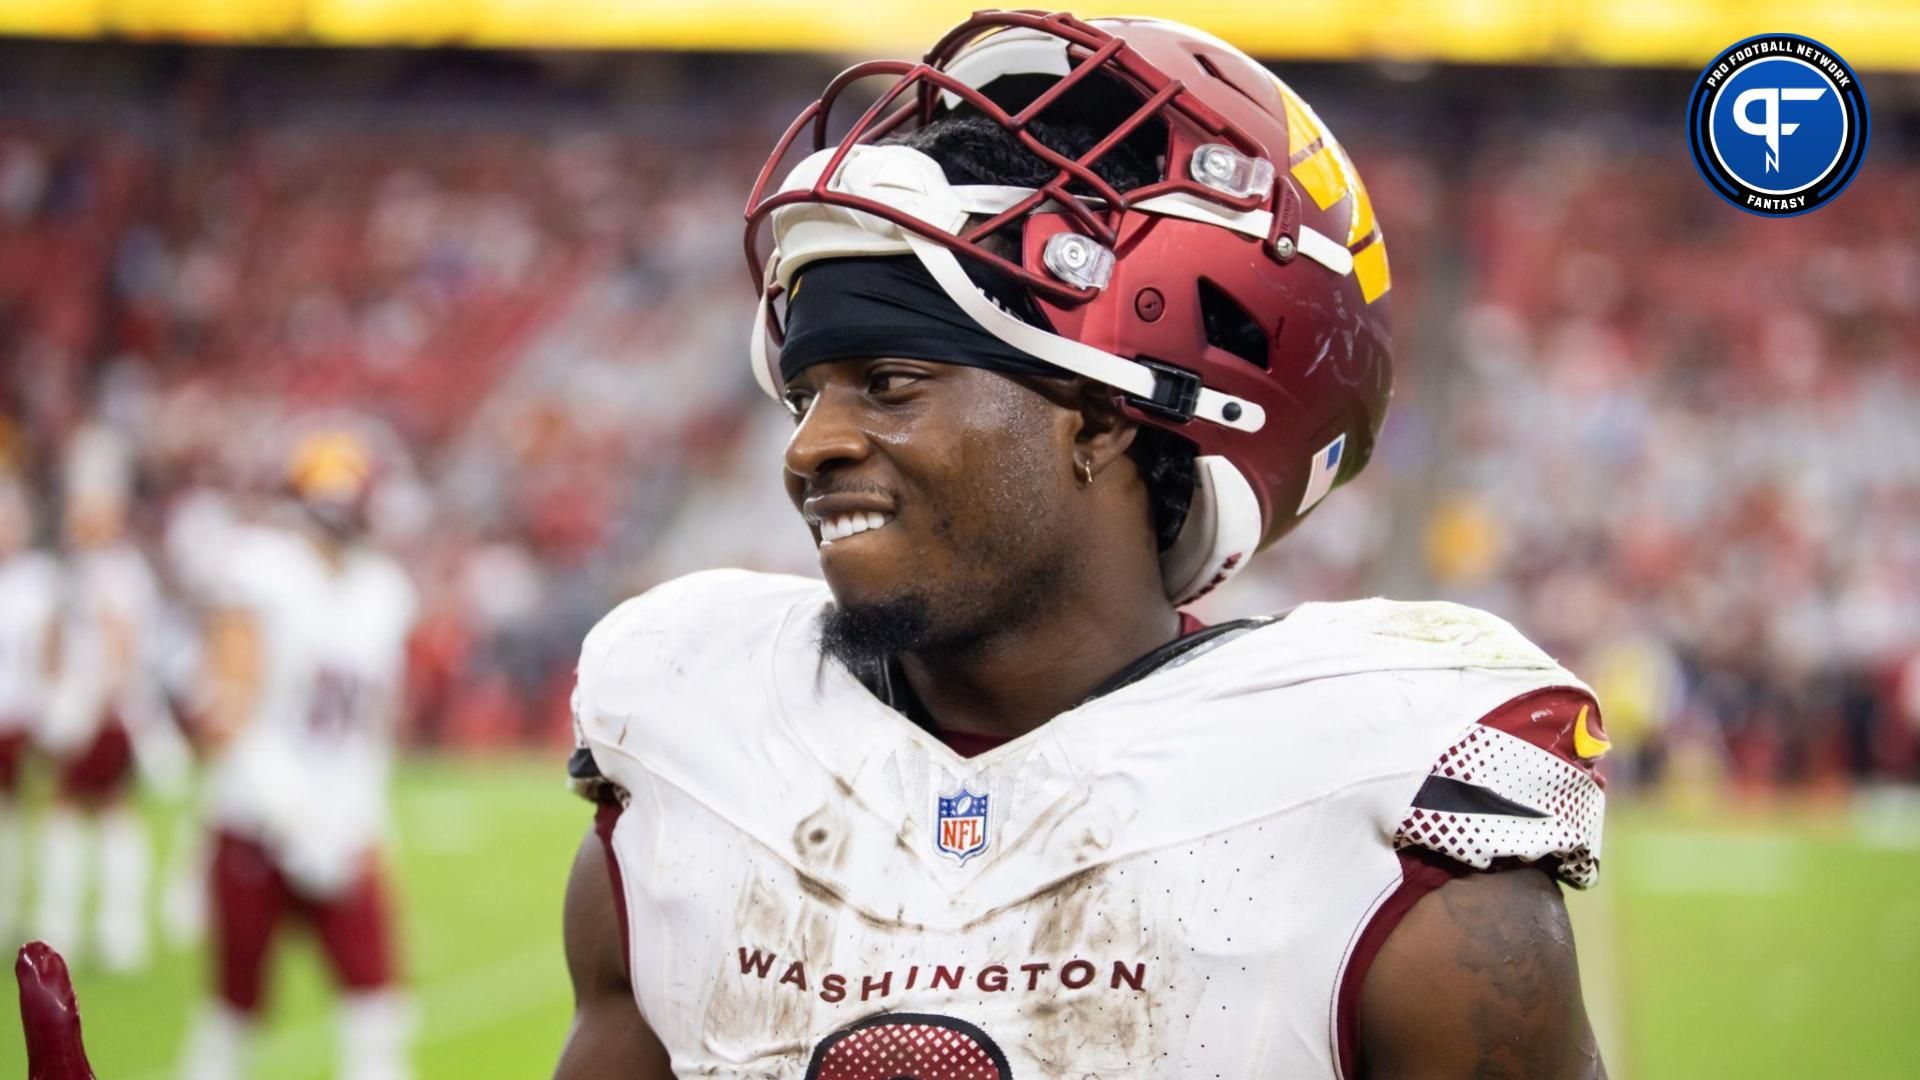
40;606;60;680
199;605;261;750
99;606;135;696
1359;866;1606;1080
554;819;672;1080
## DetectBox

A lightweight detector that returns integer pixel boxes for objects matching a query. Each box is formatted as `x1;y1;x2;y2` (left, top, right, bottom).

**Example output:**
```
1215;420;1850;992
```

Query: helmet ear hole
1198;278;1269;369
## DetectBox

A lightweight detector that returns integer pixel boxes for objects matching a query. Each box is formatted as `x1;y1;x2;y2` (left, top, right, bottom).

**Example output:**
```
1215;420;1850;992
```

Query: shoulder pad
1330;598;1558;670
1396;685;1607;888
23;551;63;586
569;569;825;801
209;528;307;611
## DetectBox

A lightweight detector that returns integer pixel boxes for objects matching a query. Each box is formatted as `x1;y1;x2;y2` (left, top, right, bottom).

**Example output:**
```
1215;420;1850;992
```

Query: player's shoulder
571;569;826;800
215;526;314;600
346;546;415;603
1191;598;1607;886
85;541;159;602
1277;596;1559;673
228;523;310;572
1190;595;1581;710
1284;599;1612;888
575;569;826;715
1263;596;1601;766
8;549;63;590
579;568;826;673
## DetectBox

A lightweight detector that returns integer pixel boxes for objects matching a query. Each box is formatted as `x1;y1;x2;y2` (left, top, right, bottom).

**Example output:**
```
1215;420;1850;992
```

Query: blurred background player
34;426;177;973
176;425;418;1080
0;474;60;942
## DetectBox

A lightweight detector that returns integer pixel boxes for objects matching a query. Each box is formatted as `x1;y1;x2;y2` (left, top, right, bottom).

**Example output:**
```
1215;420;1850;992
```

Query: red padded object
16;942;97;1080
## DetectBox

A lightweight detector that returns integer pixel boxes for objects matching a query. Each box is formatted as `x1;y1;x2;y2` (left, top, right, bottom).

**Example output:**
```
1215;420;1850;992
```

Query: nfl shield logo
934;788;991;866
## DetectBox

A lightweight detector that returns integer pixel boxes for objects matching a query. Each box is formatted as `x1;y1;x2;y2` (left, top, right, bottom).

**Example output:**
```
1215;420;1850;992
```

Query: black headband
778;255;1063;385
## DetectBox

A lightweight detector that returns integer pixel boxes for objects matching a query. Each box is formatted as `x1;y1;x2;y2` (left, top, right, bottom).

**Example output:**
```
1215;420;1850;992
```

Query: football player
0;475;59;942
35;428;171;974
558;12;1609;1080
174;426;418;1080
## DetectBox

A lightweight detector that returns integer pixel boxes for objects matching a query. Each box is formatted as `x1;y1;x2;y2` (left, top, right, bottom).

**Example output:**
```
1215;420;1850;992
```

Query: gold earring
1076;456;1095;487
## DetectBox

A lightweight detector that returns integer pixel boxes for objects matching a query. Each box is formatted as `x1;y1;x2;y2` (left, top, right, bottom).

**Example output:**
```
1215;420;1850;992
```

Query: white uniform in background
156;486;240;949
0;548;60;937
36;540;169;972
181;524;418;1080
207;525;416;889
573;571;1609;1079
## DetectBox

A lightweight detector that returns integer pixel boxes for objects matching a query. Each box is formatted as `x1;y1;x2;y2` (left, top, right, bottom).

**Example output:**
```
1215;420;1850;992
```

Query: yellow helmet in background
284;423;388;539
288;429;375;505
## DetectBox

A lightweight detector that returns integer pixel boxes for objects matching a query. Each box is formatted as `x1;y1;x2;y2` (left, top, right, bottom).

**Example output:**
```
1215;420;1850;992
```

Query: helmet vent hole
1198;278;1270;369
1191;51;1265;108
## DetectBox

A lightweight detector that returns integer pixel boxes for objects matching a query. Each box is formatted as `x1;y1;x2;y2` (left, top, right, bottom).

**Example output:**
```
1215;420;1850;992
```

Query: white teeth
817;512;893;544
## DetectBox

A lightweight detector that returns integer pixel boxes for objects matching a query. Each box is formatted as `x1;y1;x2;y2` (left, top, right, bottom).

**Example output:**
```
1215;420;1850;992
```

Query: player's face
783;358;1080;649
62;497;122;550
298;491;367;541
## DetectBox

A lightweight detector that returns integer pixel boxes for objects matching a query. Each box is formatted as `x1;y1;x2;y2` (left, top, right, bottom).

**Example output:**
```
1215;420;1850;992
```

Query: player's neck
896;579;1181;742
304;529;349;571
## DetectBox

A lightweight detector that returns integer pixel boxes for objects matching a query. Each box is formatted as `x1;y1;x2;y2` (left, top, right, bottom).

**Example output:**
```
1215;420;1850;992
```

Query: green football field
3;758;1917;1078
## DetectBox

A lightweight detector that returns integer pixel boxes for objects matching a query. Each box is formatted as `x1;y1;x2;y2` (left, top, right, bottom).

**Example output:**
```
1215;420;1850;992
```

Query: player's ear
1069;379;1139;477
1016;373;1138;482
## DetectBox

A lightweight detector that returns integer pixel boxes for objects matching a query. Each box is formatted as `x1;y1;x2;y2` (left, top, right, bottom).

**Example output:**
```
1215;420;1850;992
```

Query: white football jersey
0;551;61;732
45;542;162;746
573;571;1608;1079
208;527;417;873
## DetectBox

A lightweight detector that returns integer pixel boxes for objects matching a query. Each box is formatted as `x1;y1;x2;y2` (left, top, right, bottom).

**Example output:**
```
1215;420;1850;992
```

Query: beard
818;592;936;673
816;534;1067;675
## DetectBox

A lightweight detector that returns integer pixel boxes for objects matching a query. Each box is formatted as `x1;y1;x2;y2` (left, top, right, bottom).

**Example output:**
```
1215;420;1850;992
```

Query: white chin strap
756;143;1275;602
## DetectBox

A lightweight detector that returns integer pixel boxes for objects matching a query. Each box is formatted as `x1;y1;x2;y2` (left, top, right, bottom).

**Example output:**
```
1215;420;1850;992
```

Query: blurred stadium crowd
0;46;1916;796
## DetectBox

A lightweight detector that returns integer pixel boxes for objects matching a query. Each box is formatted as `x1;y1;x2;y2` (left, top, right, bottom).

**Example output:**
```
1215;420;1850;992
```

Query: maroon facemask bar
744;10;1279;310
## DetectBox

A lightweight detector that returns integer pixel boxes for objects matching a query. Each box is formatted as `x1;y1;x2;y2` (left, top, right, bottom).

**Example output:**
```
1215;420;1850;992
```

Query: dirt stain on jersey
1023;994;1153;1077
793;867;930;933
1027;867;1100;954
791;803;849;873
704;872;832;1058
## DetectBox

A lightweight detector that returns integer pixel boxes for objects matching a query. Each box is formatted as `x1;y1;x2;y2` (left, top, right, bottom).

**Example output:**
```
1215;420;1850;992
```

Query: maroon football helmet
745;11;1392;603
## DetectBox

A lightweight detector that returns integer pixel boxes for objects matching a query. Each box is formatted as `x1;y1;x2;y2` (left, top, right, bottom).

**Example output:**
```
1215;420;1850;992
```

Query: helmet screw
1273;235;1297;261
1223;402;1243;422
1135;288;1165;322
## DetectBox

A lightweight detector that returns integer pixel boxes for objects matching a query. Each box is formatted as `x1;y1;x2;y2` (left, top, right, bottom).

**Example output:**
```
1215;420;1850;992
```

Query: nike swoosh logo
1572;703;1610;760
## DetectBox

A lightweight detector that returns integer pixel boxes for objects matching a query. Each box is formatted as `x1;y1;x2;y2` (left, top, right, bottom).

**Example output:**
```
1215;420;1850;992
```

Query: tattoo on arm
1361;868;1606;1080
1444;871;1595;1078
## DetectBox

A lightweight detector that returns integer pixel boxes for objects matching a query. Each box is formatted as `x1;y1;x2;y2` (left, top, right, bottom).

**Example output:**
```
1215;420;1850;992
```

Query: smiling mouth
817;511;894;545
